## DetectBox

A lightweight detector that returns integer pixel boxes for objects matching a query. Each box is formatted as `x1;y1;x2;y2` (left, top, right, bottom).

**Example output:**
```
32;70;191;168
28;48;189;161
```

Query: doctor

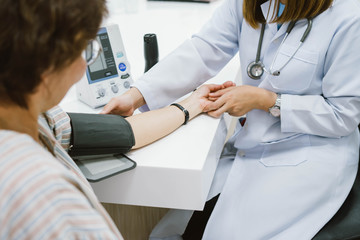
103;0;360;239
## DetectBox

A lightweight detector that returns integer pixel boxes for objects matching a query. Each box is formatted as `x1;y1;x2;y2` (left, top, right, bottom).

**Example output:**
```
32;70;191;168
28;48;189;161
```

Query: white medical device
76;24;133;108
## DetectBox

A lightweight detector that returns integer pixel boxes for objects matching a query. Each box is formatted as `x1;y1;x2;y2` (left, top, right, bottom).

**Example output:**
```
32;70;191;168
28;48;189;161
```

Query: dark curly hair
0;0;107;108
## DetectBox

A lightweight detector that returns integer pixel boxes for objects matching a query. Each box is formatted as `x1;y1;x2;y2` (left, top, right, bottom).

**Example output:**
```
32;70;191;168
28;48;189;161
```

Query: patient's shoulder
0;130;118;239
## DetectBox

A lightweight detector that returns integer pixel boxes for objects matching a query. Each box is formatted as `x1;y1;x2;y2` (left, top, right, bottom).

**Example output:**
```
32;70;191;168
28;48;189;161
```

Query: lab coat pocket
260;134;310;167
268;44;319;93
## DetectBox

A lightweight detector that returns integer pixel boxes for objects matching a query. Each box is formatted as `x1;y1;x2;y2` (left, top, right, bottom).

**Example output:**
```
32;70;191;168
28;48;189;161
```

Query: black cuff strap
67;112;135;157
171;103;189;125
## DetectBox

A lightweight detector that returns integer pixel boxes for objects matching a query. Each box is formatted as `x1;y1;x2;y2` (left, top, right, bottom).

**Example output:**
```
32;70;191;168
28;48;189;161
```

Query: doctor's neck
280;0;287;4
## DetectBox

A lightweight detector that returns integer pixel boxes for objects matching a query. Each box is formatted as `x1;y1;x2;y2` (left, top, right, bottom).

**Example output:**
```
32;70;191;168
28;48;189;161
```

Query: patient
0;0;226;238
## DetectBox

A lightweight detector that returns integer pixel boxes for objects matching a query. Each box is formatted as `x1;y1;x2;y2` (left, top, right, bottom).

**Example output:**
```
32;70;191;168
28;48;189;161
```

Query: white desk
60;0;240;210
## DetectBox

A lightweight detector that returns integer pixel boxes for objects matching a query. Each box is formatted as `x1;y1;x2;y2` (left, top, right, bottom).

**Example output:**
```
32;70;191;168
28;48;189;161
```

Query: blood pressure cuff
67;112;135;157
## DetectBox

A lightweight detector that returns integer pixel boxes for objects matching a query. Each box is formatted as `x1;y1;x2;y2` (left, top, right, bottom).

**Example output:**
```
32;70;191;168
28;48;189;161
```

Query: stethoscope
247;19;313;80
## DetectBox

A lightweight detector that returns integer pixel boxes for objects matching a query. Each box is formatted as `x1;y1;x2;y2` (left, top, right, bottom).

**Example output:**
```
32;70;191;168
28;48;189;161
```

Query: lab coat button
239;151;246;157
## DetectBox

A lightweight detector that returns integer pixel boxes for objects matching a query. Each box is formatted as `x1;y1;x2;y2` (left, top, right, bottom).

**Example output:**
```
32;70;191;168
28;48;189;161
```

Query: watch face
270;107;281;117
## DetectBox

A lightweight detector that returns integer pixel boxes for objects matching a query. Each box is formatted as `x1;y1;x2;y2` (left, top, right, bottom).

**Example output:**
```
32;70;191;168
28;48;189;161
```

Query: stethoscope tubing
255;24;266;62
247;18;313;79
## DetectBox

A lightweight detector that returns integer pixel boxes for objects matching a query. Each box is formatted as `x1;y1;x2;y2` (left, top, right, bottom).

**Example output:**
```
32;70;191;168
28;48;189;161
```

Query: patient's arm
126;84;224;149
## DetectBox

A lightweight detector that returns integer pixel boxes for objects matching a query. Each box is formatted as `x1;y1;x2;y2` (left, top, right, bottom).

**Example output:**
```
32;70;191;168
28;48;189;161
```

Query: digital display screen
87;30;118;82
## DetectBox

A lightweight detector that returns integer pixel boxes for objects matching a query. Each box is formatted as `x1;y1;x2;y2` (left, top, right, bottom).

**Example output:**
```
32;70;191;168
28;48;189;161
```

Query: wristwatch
269;94;281;117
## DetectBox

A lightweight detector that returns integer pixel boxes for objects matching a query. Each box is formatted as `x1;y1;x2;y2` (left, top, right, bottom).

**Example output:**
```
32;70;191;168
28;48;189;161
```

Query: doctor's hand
179;83;233;118
204;85;277;118
100;87;146;116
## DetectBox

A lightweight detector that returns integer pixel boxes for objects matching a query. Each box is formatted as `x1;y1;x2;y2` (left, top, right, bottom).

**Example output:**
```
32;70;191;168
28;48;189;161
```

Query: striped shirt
0;106;124;240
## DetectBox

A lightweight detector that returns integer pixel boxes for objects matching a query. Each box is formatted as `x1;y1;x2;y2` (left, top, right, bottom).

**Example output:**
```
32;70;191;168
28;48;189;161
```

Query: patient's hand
181;81;235;118
207;81;236;102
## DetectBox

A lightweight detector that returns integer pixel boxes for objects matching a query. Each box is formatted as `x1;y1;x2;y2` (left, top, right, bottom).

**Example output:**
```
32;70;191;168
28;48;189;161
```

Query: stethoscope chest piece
247;61;264;80
247;19;312;80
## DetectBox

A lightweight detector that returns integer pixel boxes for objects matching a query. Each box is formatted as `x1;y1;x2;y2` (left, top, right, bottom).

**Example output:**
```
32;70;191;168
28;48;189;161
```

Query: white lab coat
134;0;360;239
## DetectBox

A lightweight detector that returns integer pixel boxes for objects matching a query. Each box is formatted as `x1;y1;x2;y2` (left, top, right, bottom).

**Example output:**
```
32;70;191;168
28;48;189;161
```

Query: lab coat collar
260;1;307;42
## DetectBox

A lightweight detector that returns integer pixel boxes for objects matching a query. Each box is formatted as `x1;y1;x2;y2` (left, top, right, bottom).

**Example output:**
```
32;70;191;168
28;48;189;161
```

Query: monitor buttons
123;81;130;89
111;85;119;93
98;88;106;97
121;73;130;79
118;63;127;72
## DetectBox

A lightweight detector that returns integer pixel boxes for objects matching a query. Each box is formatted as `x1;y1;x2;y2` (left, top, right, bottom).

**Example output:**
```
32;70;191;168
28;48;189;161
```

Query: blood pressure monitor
76;24;133;108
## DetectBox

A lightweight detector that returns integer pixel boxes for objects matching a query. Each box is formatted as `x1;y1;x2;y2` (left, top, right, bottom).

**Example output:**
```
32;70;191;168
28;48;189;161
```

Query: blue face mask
277;3;285;29
278;3;285;17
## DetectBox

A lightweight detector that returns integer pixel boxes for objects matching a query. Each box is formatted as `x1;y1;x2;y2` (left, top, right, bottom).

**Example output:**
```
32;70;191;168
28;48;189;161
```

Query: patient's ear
38;70;52;96
40;67;56;86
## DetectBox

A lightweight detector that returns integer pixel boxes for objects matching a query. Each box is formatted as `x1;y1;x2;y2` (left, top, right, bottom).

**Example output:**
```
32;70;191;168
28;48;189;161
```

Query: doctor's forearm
255;88;278;112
